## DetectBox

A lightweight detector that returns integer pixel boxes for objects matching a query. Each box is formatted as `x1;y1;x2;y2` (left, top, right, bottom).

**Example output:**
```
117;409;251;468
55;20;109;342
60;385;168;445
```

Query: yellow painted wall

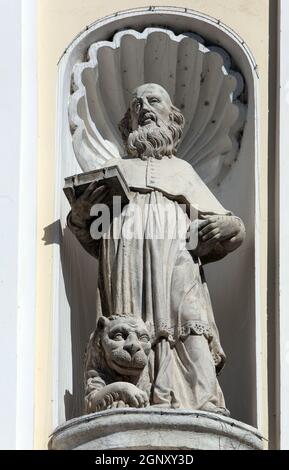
36;0;269;449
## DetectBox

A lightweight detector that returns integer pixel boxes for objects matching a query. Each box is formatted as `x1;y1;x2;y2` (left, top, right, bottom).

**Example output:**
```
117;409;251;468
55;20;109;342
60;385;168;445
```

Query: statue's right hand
70;182;110;227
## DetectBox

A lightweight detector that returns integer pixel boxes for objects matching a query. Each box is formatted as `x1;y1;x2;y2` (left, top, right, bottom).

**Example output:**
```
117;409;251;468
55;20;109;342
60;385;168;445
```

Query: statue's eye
112;332;124;341
139;334;150;343
148;97;160;104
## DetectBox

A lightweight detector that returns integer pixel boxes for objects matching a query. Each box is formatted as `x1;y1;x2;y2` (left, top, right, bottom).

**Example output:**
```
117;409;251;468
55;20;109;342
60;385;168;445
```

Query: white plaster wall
0;0;37;450
0;0;21;449
16;0;37;450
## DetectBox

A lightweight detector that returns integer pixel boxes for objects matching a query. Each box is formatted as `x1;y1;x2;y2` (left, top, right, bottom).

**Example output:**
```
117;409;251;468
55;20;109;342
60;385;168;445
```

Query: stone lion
84;315;152;413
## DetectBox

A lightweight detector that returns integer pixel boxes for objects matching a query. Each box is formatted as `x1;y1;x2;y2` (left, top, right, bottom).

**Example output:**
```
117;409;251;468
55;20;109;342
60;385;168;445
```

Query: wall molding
276;0;289;451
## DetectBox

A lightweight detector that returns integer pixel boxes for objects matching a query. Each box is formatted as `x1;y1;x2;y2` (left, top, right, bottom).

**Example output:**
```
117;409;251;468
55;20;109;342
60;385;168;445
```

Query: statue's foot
200;403;230;417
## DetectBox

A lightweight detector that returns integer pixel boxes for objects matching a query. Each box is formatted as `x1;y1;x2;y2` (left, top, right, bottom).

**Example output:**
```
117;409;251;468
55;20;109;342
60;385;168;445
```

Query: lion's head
85;315;152;383
97;315;151;376
84;315;152;413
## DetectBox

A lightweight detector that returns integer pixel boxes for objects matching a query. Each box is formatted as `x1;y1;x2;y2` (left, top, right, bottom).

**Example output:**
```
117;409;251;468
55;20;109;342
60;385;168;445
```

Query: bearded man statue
67;83;246;415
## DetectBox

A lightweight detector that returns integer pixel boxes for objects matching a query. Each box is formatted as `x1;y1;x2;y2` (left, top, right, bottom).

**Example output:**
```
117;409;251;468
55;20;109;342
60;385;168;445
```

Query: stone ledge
48;409;264;450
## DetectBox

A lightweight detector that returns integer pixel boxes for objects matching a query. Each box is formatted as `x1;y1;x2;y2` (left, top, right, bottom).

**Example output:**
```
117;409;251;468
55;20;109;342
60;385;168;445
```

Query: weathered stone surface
67;83;246;416
49;409;263;450
84;316;152;414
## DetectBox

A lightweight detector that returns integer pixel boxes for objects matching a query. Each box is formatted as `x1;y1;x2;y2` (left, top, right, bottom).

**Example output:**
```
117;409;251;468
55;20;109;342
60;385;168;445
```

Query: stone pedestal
48;409;263;450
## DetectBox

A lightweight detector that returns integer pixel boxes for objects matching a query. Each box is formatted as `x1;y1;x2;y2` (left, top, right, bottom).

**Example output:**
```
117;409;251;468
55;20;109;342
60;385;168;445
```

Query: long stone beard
126;122;177;160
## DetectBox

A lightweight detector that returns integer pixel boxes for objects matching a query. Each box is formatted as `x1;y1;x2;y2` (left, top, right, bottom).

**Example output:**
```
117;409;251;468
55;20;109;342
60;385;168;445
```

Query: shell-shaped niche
69;27;246;186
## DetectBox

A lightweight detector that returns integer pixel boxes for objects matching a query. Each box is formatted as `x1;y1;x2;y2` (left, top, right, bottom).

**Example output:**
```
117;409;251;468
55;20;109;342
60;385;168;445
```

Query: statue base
48;409;263;450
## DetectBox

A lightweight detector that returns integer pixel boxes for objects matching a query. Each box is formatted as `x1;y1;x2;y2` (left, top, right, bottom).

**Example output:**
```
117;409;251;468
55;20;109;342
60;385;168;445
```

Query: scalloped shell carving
69;27;246;185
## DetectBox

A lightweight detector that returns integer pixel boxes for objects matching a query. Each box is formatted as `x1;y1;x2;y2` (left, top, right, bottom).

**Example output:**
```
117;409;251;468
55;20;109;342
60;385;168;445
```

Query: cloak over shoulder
105;155;230;216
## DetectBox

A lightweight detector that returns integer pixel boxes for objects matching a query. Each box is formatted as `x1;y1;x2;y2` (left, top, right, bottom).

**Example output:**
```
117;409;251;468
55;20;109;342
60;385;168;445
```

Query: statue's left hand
198;214;242;243
189;214;245;261
194;214;246;259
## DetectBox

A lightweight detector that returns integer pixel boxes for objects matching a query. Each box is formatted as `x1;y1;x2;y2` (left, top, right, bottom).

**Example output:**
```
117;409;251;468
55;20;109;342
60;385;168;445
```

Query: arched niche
53;7;260;429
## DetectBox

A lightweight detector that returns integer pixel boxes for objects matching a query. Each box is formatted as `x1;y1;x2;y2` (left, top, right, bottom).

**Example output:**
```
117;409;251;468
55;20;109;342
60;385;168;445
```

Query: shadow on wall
43;222;98;421
204;117;256;426
61;227;97;420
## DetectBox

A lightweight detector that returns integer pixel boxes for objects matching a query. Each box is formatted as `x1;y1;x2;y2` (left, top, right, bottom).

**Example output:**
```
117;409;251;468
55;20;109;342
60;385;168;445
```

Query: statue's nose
124;337;141;356
141;98;151;112
136;97;152;114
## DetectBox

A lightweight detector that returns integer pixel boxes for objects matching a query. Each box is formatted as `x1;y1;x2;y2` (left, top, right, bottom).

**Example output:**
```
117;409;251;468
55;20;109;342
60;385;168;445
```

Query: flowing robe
68;156;233;410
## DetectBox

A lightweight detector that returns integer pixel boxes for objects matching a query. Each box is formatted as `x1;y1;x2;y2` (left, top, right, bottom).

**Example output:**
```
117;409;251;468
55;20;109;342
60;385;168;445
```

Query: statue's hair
118;104;185;157
118;109;133;144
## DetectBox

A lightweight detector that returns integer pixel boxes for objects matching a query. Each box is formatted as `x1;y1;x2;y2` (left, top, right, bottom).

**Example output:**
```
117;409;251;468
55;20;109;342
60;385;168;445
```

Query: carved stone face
98;316;151;376
130;83;172;131
118;83;185;160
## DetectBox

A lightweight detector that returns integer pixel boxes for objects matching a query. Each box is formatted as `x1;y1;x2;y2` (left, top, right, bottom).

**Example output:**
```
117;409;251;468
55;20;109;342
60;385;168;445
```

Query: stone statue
84;315;152;413
67;83;246;416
